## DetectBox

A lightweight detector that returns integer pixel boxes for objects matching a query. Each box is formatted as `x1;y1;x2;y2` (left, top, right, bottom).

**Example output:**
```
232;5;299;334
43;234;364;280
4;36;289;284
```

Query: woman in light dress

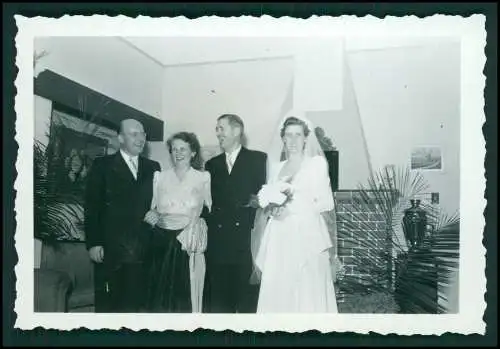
252;113;338;313
143;132;211;313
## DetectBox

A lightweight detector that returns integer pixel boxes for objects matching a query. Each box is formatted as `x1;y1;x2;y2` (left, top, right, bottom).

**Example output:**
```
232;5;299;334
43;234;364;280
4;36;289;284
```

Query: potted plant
34;50;86;245
34;138;85;243
34;50;113;311
335;166;459;313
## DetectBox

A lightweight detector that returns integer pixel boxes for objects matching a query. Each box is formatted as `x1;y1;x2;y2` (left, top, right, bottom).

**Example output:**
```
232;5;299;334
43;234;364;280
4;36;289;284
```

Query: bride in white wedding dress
252;112;338;313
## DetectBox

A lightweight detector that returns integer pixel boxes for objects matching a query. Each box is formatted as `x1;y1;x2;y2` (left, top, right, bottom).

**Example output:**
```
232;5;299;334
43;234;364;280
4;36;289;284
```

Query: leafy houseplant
34;50;82;243
34;139;85;242
34;50;113;243
335;166;460;313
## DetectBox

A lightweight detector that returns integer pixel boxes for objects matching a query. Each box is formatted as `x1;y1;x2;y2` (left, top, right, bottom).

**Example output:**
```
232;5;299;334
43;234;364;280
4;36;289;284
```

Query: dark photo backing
3;2;497;347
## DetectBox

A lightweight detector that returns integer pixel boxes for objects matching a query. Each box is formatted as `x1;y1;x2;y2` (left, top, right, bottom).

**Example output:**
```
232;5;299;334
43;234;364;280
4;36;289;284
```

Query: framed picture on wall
47;109;119;201
410;146;443;171
44;109;119;241
47;125;109;199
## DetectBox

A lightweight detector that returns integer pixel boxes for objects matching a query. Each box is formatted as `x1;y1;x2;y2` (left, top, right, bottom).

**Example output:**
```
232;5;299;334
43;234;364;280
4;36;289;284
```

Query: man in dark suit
84;118;161;313
204;114;267;313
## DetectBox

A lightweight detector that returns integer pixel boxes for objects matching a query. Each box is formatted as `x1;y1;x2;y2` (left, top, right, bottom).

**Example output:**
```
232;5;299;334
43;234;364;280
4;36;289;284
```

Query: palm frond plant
34;139;85;243
335;166;460;313
34;49;113;243
34;103;112;243
34;50;82;243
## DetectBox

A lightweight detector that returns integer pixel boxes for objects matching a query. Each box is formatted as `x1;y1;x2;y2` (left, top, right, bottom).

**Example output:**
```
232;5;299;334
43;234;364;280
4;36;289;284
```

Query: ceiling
120;36;301;67
119;36;461;68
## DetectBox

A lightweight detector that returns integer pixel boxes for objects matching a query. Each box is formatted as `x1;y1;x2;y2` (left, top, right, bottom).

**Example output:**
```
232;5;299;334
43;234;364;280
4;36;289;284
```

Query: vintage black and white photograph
14;15;486;334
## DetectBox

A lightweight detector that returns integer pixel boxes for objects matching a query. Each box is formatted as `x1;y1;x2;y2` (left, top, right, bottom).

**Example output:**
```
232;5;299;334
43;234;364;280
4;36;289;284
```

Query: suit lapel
228;147;247;178
112;152;136;182
136;156;148;182
217;153;230;178
215;147;247;179
221;153;230;177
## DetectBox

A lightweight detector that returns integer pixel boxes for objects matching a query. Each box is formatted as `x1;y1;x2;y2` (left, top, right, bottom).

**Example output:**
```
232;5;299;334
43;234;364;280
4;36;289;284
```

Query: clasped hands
143;210;202;254
144;209;161;227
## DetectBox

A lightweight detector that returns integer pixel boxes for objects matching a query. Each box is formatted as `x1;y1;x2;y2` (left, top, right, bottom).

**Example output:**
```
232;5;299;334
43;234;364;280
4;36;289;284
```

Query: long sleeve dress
256;155;338;313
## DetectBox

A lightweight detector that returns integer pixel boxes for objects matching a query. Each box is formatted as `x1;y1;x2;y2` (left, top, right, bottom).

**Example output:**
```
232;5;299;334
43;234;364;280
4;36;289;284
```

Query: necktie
227;155;234;174
130;157;138;179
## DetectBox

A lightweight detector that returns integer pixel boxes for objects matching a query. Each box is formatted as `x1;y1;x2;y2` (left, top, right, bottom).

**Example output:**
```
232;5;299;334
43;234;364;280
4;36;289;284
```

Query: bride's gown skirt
256;156;339;313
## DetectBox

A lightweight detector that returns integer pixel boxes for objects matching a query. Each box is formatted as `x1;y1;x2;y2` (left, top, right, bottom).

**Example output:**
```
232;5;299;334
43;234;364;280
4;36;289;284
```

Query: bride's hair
280;116;311;138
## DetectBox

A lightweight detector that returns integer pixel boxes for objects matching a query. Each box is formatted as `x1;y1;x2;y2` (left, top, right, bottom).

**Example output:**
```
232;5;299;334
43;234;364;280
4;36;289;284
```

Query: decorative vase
402;199;428;248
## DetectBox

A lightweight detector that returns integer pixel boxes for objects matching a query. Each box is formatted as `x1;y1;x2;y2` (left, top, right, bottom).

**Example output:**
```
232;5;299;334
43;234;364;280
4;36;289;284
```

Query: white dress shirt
225;144;242;174
120;149;139;179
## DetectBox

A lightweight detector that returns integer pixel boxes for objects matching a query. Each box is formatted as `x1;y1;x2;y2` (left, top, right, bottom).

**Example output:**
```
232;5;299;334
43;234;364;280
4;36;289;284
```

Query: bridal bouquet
246;177;294;212
256;177;294;212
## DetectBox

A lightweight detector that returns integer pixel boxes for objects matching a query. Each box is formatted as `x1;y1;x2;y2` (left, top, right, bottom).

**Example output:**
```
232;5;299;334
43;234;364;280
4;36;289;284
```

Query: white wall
346;41;461;313
162;58;295;151
159;39;460;215
293;38;344;112
347;41;461;216
160;37;344;165
35;37;164;119
307;58;372;190
147;141;171;170
34;37;460;213
34;37;165;162
34;95;53;146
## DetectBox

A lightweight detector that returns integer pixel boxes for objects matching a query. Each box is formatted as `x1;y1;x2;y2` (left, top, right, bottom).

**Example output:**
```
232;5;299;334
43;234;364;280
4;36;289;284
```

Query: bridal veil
249;110;339;284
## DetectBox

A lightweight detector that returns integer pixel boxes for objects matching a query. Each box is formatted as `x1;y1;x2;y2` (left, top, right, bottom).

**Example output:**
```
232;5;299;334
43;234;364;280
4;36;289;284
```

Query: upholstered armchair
34;268;72;312
35;241;95;312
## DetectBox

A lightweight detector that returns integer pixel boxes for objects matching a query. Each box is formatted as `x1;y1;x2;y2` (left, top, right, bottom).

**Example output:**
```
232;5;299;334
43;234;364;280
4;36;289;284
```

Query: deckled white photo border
13;14;487;334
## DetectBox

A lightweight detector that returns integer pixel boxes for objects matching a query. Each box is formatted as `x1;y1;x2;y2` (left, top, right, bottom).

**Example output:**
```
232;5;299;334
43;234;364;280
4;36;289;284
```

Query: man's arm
256;151;268;190
202;159;214;221
151;160;161;173
84;157;106;251
204;157;213;176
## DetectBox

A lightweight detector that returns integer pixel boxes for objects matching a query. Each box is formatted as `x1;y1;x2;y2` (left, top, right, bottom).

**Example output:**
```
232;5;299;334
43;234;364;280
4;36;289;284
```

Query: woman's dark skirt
144;226;191;313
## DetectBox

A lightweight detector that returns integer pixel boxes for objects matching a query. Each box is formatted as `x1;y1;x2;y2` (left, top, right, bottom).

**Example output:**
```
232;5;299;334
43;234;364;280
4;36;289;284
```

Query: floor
69;306;95;313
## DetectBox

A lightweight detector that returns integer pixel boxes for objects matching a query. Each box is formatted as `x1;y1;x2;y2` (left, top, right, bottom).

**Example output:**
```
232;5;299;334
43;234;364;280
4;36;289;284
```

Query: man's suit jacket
84;151;161;271
205;147;267;266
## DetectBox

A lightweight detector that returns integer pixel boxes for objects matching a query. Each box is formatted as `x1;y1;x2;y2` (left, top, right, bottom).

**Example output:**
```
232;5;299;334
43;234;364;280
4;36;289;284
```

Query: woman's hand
144;209;160;227
270;206;289;220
